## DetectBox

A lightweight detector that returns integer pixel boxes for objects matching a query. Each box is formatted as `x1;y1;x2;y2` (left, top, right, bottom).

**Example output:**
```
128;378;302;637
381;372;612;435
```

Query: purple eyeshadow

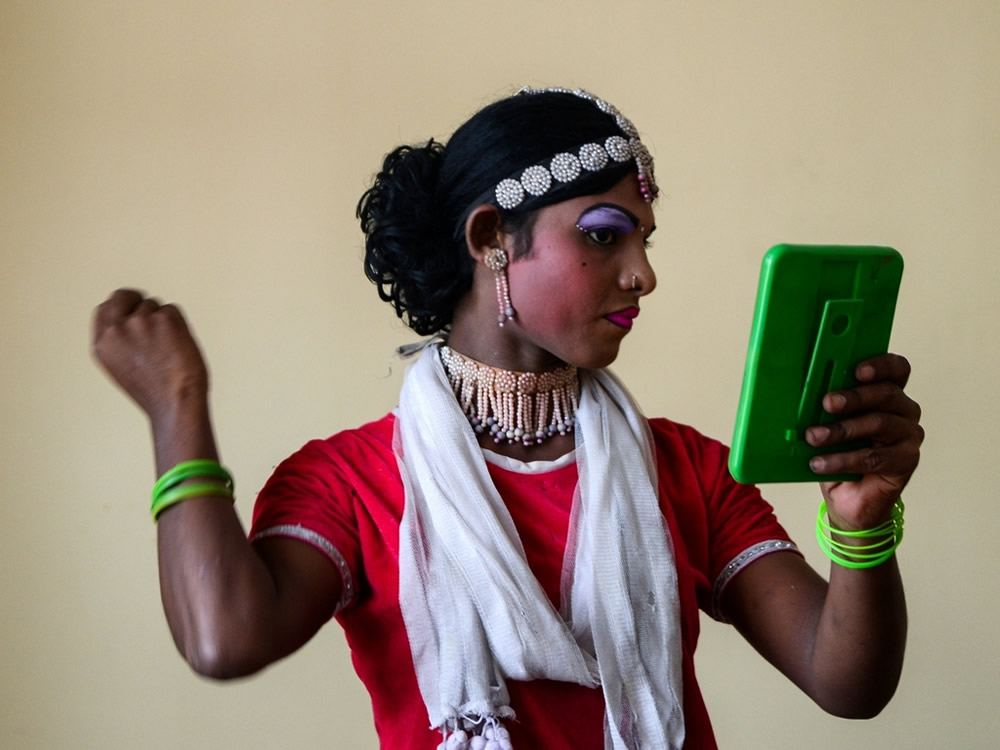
575;205;637;233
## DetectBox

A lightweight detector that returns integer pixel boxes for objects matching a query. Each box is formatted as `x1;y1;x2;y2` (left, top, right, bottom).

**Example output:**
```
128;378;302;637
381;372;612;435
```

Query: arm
92;289;342;679
722;353;921;718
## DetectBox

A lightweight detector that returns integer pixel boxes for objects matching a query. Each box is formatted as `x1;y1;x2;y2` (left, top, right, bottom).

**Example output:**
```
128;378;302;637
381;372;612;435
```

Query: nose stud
631;274;638;290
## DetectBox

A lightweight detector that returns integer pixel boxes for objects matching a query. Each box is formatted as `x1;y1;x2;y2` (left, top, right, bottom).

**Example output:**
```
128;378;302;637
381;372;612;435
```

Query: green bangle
816;498;904;570
816;533;898;568
151;481;234;521
152;459;233;503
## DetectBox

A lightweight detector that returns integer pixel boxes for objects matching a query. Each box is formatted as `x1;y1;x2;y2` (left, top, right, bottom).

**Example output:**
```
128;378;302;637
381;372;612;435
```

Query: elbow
824;701;890;721
176;618;271;681
185;642;255;681
814;680;900;720
184;638;267;681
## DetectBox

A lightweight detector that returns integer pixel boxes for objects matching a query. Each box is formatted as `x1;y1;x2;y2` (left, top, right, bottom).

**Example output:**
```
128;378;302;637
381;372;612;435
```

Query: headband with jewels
492;87;658;211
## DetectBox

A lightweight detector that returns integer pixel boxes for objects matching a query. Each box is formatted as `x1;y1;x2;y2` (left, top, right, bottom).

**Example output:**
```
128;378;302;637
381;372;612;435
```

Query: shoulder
646;415;715;442
322;411;396;450
257;413;399;500
644;416;771;531
646;416;731;470
289;412;397;466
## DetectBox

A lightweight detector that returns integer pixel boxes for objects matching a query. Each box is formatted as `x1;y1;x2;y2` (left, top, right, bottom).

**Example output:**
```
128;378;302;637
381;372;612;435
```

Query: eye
579;225;619;246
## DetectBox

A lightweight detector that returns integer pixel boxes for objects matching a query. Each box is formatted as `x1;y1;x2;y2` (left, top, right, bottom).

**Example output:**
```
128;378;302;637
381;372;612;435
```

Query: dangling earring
485;247;515;327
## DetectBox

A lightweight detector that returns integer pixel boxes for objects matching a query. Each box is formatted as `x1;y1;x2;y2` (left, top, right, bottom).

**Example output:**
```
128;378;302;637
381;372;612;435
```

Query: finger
855;353;911;388
132;297;163;317
157;302;186;323
809;439;920;477
147;302;196;342
93;288;144;332
807;412;924;447
822;382;921;421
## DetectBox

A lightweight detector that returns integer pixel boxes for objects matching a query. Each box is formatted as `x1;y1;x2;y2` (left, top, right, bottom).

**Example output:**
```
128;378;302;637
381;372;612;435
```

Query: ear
464;204;508;264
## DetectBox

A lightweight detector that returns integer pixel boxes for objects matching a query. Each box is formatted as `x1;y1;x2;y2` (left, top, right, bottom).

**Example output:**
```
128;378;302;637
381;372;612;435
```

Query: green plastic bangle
816;532;898;569
816;498;904;570
152;459;233;503
151;481;234;521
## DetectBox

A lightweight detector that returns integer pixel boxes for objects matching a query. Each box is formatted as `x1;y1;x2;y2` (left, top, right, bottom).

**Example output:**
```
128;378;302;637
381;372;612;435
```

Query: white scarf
395;345;685;749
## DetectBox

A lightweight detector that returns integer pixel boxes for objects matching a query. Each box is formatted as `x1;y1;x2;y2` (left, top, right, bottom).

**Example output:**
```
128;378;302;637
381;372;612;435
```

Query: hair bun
358;140;468;335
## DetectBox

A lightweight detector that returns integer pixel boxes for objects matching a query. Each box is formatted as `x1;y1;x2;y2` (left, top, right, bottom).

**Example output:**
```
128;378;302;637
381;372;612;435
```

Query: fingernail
810;426;830;443
829;394;847;410
810;456;826;472
858;364;875;380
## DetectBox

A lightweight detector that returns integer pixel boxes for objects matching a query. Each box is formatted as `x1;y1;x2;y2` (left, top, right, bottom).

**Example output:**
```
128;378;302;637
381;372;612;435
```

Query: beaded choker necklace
440;346;579;447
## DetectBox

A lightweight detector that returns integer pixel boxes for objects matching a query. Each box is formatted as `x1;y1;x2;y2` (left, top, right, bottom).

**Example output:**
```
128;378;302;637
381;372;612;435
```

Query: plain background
2;1;997;747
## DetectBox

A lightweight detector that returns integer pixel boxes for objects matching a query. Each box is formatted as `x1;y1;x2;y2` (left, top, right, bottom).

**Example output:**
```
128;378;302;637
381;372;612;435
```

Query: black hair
357;90;640;336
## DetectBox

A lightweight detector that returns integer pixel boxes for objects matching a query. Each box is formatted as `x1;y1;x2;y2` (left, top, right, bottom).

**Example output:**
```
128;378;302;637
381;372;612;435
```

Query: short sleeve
702;458;800;622
249;438;363;614
648;418;800;623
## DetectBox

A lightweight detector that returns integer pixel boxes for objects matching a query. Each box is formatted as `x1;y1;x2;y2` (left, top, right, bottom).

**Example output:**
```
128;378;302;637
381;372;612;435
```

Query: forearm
806;556;907;718
727;548;907;720
791;353;920;714
150;395;283;678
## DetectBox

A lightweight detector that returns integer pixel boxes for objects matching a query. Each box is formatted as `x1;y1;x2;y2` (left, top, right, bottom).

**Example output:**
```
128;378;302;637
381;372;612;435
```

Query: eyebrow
578;202;656;236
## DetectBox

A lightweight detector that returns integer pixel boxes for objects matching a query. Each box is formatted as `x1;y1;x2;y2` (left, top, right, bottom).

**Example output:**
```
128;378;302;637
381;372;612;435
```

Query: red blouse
250;414;797;749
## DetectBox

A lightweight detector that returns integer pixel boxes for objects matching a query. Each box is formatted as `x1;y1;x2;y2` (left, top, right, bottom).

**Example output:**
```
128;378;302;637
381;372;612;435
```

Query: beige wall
2;1;997;747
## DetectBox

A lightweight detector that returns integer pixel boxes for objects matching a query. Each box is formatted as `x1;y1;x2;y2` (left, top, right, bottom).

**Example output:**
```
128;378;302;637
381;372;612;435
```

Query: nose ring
631;274;638;290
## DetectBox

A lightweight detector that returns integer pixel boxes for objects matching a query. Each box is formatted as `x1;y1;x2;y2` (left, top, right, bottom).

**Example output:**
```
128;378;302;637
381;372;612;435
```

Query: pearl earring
485;248;515;327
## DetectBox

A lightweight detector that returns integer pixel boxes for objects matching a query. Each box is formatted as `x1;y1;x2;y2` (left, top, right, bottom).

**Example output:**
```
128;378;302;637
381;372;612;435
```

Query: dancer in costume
92;87;922;749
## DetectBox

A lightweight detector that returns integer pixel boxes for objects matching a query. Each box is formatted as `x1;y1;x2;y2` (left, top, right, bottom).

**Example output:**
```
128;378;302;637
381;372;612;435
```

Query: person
91;87;923;750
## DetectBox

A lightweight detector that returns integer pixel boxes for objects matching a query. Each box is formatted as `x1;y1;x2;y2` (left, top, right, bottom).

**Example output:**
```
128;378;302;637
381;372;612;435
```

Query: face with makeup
466;173;658;372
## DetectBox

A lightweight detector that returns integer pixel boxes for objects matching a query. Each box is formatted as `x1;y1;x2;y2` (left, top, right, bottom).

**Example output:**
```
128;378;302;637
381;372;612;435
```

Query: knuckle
826;420;849;442
880;381;900;399
822;453;845;473
160;303;183;320
835;389;863;412
868;382;896;405
860;447;885;472
872;411;893;432
92;326;120;358
857;415;879;439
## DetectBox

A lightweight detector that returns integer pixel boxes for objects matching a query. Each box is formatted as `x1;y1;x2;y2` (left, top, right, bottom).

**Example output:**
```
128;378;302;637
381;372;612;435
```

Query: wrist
824;508;894;535
822;493;901;533
149;391;219;474
816;498;904;570
148;378;210;426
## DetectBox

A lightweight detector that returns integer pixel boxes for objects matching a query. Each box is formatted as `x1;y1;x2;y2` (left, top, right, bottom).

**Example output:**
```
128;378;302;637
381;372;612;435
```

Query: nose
623;247;656;296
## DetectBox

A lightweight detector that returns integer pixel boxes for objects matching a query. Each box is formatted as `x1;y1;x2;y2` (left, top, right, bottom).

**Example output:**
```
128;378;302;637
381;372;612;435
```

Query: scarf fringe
438;714;513;750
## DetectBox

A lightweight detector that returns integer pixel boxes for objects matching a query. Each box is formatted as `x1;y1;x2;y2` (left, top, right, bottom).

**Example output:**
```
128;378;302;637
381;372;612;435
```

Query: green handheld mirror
729;244;904;484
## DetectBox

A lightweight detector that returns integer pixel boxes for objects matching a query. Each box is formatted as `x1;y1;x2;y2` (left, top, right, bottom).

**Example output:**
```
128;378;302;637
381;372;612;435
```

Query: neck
440;346;579;448
447;291;567;373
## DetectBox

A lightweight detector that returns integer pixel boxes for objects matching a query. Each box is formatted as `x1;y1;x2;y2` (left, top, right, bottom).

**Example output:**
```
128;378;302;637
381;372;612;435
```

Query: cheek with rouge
507;247;599;327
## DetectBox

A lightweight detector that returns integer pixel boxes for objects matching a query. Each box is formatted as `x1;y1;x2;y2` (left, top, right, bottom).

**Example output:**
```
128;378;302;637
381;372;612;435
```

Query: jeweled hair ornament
493;87;658;210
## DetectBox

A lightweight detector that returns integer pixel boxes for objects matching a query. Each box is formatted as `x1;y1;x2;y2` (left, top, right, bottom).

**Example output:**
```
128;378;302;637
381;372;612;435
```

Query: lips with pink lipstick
604;306;640;329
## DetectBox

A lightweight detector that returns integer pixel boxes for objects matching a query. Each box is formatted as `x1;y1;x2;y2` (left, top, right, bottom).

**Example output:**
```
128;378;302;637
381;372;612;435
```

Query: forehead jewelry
493;87;658;211
440;345;579;447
